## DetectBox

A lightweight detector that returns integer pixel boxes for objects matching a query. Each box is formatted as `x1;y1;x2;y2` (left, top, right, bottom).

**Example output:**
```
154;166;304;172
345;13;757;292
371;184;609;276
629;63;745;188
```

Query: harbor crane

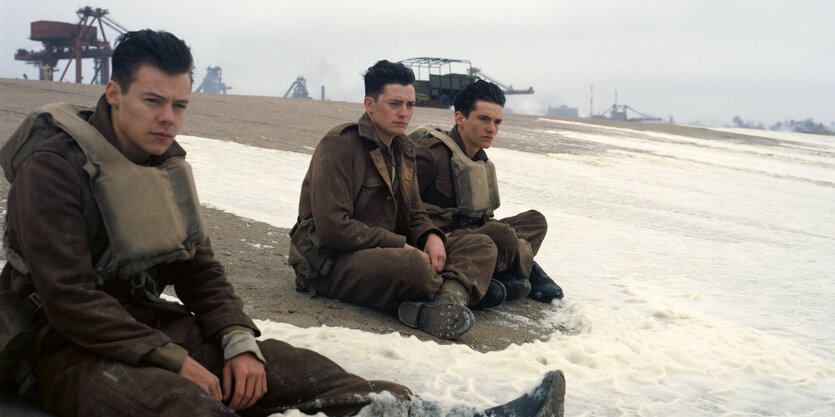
14;6;127;84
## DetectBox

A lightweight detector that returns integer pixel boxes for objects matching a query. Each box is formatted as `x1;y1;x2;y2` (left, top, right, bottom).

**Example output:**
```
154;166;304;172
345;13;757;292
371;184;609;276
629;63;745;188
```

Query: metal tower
284;76;312;99
14;6;127;84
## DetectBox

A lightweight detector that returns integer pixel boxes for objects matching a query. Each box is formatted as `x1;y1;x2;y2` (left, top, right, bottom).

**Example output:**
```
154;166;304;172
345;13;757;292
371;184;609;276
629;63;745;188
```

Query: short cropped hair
111;29;193;92
364;60;415;100
454;80;506;117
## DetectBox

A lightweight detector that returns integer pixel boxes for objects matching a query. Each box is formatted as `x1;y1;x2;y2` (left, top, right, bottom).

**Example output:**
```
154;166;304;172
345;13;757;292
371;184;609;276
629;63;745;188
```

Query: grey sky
2;0;833;126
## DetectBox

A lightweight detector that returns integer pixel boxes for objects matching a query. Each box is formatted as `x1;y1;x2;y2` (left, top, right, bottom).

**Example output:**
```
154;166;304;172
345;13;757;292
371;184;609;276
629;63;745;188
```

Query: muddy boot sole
397;301;474;340
476;370;566;417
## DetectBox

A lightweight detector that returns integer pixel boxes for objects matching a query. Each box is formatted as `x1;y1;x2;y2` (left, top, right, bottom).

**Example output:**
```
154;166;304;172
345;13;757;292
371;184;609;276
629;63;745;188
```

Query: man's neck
459;133;480;159
374;128;395;147
450;125;480;159
462;143;480;159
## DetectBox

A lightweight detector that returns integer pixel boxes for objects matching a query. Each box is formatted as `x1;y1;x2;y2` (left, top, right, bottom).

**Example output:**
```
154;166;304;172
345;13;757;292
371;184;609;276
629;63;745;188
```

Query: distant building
546;105;579;118
196;66;232;94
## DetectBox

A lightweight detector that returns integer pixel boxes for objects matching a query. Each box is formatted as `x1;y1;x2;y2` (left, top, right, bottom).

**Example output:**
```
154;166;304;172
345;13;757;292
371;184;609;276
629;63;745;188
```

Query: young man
0;30;411;417
290;61;497;340
411;80;564;307
0;40;566;416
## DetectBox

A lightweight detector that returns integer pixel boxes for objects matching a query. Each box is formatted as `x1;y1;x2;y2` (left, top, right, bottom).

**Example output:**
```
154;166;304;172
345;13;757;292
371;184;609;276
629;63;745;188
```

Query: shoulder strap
39;103;122;181
406;124;437;143
0;103;92;183
422;126;466;159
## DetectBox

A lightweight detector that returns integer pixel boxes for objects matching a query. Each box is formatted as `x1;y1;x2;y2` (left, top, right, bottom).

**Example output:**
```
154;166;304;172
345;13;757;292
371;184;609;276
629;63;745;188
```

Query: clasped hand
405;232;446;273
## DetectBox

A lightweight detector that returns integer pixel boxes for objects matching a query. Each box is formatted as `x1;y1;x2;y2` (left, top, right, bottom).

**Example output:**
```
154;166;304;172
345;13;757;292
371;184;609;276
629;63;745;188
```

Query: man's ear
454;111;466;126
105;80;121;108
363;96;375;114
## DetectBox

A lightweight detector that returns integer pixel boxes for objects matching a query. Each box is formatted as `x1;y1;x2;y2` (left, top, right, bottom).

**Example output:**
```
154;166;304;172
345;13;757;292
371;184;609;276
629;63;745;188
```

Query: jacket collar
449;125;488;161
90;94;187;164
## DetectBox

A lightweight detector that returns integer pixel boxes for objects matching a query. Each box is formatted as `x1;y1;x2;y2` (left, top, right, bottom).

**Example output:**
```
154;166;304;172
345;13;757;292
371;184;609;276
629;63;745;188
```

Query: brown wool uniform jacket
297;113;443;252
0;96;258;372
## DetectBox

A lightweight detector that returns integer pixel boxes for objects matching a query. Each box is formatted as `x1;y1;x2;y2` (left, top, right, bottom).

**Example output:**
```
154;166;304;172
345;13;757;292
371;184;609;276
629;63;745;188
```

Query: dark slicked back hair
111;29;193;92
364;60;415;100
454;80;506;117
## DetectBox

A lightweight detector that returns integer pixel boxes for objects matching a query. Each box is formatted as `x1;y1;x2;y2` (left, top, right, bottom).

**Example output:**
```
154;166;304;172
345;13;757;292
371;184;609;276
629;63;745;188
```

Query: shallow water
177;122;835;416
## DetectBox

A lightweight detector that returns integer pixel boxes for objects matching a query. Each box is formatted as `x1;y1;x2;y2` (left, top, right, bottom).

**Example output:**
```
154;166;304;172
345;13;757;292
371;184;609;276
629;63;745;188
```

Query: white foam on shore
176;121;835;416
710;126;835;144
177;136;307;227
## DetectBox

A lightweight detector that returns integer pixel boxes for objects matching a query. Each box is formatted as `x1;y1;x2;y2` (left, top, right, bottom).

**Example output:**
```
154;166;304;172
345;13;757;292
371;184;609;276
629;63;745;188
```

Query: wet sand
0;78;769;350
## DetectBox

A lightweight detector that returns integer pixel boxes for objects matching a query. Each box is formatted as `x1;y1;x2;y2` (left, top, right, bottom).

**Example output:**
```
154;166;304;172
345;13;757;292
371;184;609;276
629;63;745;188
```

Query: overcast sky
1;0;833;126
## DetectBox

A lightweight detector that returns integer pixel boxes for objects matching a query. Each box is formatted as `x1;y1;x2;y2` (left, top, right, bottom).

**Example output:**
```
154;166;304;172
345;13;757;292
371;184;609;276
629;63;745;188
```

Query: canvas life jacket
0;103;206;286
408;125;500;221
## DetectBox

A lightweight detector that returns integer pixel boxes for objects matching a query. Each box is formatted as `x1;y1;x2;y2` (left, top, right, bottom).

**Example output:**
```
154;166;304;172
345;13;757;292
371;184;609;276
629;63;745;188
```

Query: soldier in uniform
0;30;412;417
0;35;565;416
411;80;564;307
290;61;497;340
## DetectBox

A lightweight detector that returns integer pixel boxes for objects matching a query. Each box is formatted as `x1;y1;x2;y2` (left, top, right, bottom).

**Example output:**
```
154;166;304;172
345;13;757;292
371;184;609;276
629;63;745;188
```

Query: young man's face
455;100;503;158
105;64;191;162
364;83;416;144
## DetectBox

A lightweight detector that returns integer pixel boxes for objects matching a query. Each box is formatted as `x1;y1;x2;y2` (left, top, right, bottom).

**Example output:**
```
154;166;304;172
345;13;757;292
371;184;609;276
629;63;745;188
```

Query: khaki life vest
1;103;207;286
409;125;500;220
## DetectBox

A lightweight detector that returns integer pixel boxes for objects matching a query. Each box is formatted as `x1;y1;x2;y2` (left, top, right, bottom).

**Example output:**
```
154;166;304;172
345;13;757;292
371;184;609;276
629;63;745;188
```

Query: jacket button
387;196;393;202
381;217;388;223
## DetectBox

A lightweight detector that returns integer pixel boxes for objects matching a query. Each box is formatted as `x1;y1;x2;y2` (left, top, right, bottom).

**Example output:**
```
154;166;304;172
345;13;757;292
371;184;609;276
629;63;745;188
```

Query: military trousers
315;233;497;312
449;209;548;279
32;314;410;417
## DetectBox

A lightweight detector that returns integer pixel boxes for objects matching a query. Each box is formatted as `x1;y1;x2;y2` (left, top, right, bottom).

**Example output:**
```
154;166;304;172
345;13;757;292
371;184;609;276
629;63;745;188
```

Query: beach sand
0;78;768;351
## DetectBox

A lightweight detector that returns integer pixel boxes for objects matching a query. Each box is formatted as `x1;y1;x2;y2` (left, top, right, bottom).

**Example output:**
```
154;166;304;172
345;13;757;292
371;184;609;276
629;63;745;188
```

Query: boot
495;272;531;300
473;279;507;309
474;370;566;417
528;262;564;303
398;281;474;340
402;370;565;416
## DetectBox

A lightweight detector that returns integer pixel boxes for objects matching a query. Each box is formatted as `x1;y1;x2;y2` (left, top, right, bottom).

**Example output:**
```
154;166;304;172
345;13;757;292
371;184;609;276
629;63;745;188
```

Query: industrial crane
14;6;128;84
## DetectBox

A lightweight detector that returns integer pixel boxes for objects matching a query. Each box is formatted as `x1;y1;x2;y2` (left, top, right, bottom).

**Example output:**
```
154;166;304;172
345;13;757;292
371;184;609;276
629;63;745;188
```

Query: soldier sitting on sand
409;80;564;309
289;60;498;341
0;33;564;417
0;29;416;417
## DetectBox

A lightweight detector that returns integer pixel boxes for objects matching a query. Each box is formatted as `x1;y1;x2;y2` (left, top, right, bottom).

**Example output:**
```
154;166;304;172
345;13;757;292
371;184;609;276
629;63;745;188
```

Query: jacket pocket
354;174;388;221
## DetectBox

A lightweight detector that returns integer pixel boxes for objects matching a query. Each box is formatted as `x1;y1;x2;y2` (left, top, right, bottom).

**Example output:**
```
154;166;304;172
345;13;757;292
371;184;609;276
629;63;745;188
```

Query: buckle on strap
22;292;42;314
